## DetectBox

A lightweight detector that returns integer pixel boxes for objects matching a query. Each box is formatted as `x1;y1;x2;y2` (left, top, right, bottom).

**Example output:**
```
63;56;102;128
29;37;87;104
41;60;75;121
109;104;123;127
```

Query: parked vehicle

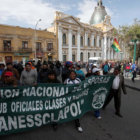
88;57;102;68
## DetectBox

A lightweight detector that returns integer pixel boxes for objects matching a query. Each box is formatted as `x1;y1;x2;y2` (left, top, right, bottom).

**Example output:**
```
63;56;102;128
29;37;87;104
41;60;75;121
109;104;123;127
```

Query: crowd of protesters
98;60;139;82
0;59;139;132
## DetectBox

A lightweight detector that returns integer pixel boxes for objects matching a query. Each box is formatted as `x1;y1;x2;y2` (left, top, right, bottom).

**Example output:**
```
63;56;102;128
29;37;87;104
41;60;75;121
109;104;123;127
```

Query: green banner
0;75;114;136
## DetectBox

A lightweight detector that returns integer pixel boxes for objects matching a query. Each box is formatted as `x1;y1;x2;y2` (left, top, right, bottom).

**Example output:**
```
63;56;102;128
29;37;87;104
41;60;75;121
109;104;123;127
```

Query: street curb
125;84;140;91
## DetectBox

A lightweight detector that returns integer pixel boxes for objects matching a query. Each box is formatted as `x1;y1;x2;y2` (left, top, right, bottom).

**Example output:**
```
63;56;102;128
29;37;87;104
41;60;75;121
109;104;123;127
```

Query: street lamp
129;39;140;63
34;19;42;60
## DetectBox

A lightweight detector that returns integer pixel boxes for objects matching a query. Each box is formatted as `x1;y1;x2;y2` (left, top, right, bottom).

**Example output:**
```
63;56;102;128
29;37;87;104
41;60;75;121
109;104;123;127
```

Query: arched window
80;36;83;46
88;52;90;59
62;33;66;45
88;38;90;46
80;52;83;62
72;35;75;46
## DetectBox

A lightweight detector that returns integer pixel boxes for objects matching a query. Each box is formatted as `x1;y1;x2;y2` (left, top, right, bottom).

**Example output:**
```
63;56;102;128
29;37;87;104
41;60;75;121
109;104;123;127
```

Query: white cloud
0;0;114;29
106;8;113;17
77;0;97;23
0;0;70;29
77;0;114;23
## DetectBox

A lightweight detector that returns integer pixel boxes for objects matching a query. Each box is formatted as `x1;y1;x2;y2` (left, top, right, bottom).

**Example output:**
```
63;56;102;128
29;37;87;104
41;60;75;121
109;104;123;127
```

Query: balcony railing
0;47;13;52
36;48;43;52
18;48;32;52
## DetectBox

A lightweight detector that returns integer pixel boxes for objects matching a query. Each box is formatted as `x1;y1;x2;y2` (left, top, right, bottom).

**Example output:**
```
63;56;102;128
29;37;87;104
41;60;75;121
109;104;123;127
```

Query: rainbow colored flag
111;38;121;52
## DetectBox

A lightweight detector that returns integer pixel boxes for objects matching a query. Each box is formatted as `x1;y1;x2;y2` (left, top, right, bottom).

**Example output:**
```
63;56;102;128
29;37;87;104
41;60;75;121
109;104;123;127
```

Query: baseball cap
4;71;13;77
92;68;100;73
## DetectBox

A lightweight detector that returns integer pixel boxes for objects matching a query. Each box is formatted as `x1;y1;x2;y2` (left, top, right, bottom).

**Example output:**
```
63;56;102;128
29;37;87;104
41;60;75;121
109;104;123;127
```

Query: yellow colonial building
0;24;57;63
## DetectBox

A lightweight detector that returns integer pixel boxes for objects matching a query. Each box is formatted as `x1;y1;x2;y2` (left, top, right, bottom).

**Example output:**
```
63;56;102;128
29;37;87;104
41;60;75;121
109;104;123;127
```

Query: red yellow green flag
111;38;121;52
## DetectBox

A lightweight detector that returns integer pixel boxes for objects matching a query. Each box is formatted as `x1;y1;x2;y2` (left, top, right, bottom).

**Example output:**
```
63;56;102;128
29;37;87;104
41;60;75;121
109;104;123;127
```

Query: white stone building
48;0;129;62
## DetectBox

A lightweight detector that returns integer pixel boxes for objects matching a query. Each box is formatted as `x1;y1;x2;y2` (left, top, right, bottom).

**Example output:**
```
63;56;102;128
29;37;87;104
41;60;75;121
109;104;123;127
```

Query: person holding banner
1;62;20;82
38;63;49;83
46;70;61;131
62;61;73;83
64;70;83;133
86;66;102;119
46;70;61;84
92;67;102;119
103;67;127;117
0;71;18;87
20;62;37;86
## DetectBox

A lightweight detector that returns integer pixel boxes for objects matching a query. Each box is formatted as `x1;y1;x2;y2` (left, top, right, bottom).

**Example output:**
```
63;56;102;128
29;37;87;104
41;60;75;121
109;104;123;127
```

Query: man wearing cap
103;67;127;117
92;67;100;75
20;62;37;86
1;71;18;87
1;62;20;82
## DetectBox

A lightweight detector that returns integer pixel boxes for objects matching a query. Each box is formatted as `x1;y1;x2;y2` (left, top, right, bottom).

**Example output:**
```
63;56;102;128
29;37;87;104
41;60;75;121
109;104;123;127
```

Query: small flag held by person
111;38;121;52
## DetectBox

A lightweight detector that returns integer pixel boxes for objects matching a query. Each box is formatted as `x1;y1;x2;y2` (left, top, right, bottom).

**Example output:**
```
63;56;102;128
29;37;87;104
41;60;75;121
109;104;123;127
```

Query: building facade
0;24;57;63
48;0;129;62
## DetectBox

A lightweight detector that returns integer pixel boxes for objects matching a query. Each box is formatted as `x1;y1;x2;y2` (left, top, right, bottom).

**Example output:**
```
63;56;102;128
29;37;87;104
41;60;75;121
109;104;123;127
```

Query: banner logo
92;88;107;109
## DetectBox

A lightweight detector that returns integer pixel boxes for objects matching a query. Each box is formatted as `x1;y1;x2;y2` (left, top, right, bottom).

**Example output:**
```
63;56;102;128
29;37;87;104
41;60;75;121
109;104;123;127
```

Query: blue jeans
94;110;100;117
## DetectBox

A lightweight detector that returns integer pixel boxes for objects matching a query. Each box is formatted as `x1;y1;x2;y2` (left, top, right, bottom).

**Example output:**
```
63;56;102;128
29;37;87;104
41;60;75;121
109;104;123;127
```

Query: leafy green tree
118;19;140;59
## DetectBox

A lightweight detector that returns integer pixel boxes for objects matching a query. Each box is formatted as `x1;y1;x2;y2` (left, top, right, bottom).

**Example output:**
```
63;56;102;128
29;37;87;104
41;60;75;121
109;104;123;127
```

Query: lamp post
129;39;140;63
34;19;41;60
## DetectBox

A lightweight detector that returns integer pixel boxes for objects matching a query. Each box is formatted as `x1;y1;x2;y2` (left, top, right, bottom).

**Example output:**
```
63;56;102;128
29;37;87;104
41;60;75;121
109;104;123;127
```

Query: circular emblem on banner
92;88;107;110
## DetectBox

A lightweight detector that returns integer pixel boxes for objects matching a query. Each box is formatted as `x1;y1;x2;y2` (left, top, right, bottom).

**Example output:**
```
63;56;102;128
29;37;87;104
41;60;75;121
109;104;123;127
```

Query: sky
0;0;140;30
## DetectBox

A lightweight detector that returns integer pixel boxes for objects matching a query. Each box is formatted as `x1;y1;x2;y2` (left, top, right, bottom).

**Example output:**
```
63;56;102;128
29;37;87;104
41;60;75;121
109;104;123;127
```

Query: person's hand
13;85;17;88
34;83;37;86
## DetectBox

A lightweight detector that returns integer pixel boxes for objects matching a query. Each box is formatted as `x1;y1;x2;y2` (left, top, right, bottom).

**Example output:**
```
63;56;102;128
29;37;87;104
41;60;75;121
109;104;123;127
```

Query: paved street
1;87;140;140
125;78;140;91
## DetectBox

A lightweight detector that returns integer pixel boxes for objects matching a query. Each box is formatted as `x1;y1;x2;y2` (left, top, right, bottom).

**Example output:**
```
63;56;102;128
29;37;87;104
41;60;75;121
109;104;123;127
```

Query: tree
118;19;140;59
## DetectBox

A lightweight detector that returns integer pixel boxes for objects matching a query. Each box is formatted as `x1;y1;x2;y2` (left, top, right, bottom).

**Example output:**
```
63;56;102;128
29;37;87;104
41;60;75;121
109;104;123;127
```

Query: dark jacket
118;75;127;95
111;74;127;96
62;67;71;82
86;73;93;78
38;69;49;83
46;79;61;83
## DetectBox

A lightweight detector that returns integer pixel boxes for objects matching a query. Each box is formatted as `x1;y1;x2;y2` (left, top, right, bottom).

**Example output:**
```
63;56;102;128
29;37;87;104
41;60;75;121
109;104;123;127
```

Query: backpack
103;64;109;72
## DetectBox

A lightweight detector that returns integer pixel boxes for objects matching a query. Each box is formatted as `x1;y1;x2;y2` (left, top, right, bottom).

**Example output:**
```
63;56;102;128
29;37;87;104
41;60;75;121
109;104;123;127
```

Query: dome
90;0;107;25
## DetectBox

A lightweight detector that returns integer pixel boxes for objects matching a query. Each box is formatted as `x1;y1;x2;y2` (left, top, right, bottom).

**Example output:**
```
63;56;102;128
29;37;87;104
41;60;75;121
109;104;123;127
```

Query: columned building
48;0;129;62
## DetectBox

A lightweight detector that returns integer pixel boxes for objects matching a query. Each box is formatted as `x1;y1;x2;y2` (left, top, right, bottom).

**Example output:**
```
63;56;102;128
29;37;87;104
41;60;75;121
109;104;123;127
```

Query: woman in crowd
64;70;83;133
